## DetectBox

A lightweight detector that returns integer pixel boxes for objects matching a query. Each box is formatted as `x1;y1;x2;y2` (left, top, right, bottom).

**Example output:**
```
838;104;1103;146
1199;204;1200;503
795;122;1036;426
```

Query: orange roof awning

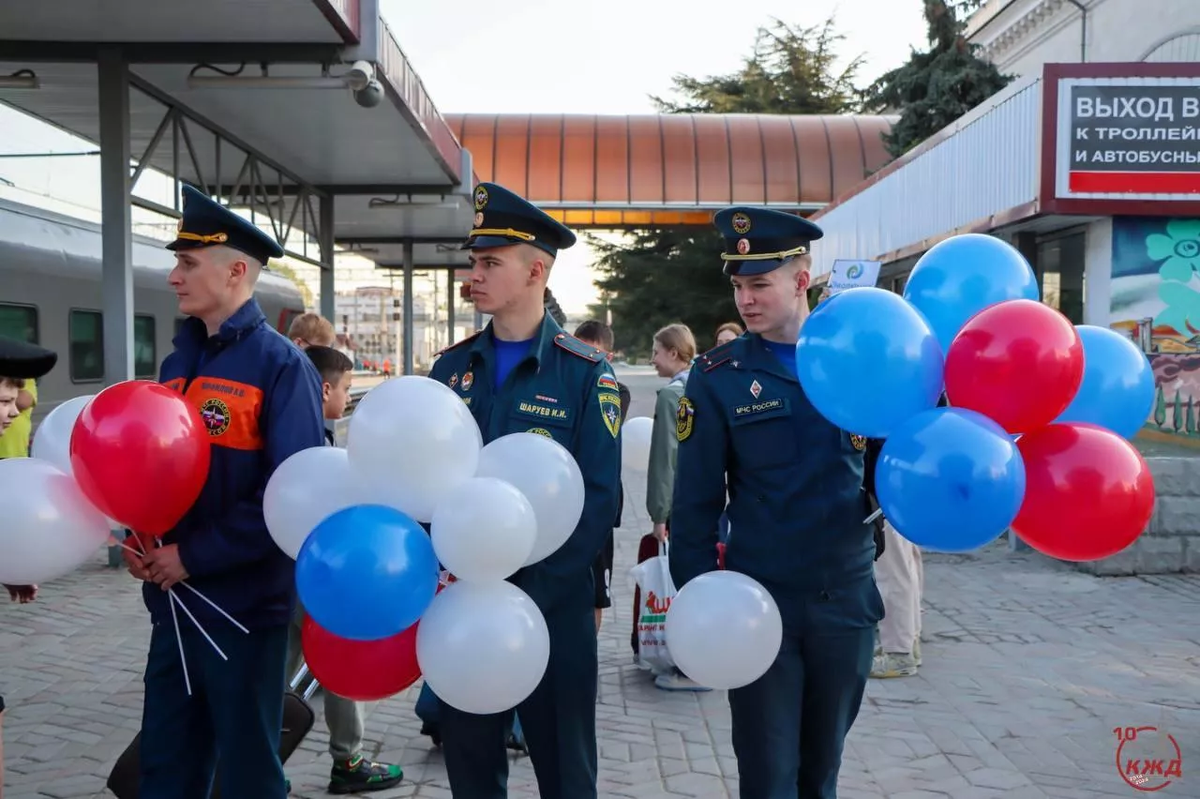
444;113;895;226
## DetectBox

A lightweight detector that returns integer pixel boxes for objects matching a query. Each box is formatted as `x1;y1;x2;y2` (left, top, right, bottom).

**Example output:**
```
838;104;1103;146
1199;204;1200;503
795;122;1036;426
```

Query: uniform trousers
139;619;289;799
439;592;598;799
728;627;874;799
875;521;924;654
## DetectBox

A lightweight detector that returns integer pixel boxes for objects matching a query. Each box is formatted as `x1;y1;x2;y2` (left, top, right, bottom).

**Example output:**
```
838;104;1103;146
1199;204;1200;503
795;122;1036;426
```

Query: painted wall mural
1109;217;1200;438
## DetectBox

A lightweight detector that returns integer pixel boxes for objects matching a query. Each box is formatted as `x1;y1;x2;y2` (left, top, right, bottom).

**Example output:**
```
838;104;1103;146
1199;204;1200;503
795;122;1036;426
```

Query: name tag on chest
516;400;571;425
730;397;790;425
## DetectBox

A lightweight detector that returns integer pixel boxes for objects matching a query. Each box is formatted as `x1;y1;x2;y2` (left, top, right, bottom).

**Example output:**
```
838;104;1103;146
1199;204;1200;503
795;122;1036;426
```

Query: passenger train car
0;197;307;426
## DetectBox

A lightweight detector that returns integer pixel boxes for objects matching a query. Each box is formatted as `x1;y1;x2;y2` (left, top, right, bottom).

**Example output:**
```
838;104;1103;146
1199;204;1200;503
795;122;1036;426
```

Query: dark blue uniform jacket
428;314;621;611
668;334;882;633
151;299;325;629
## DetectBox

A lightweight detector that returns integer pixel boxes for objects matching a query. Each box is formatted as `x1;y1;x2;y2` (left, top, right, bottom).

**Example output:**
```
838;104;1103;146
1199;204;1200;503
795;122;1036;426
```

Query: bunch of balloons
797;233;1156;561
2;380;212;586
265;376;586;710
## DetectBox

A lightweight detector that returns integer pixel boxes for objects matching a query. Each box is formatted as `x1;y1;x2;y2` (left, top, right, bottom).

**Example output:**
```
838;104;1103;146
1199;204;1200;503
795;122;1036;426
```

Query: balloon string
169;588;229;661
117;538;250;635
168;590;193;696
177;582;250;635
119;540;232;662
864;508;883;525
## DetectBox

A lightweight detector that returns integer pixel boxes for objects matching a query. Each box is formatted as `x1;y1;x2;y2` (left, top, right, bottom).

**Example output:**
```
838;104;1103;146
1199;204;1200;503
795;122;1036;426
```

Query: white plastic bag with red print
631;540;676;673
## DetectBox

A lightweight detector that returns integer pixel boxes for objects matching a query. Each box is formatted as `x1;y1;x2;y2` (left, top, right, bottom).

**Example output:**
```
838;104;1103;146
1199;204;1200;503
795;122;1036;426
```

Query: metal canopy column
402;241;414;375
319;195;336;321
98;48;134;385
446;273;456;343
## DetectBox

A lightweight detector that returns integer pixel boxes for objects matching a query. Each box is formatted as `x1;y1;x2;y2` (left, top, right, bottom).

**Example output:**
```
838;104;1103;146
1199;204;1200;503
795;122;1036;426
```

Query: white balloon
665;570;783;690
264;446;363;559
416;580;550;714
0;458;112;584
30;395;94;475
29;395;122;530
347;376;483;523
475;433;585;566
431;477;537;582
621;416;654;473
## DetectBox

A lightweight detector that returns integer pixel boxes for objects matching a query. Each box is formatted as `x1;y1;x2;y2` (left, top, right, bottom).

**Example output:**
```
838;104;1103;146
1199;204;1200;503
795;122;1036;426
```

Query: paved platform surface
2;367;1198;798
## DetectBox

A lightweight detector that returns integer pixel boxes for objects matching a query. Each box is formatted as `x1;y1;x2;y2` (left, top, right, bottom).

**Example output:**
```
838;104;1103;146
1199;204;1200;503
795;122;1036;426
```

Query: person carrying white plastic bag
630;540;709;692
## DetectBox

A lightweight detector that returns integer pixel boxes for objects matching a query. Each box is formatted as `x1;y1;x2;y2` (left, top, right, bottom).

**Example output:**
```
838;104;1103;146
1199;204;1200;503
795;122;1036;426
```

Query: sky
0;0;931;315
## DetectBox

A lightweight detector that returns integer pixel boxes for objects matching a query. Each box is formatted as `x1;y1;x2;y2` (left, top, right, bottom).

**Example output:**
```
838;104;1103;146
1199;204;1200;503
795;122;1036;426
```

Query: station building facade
808;1;1200;572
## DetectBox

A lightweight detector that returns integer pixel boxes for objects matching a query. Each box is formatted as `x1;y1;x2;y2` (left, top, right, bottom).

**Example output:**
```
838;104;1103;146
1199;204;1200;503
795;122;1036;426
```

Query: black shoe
420;721;442;748
328;755;404;794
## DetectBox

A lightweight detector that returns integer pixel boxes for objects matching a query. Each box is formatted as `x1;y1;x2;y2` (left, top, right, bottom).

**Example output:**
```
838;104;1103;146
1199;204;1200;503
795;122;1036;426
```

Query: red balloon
1012;423;1155;561
944;299;1084;434
69;380;211;536
301;614;422;702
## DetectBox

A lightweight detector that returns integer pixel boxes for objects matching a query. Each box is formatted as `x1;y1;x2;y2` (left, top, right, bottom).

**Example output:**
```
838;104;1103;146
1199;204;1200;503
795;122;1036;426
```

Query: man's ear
796;267;811;296
528;255;547;284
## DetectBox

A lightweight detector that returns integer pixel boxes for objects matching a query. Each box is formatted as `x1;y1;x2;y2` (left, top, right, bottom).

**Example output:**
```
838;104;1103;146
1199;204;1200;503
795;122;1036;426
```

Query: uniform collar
174;298;266;349
470;311;562;367
742;332;798;384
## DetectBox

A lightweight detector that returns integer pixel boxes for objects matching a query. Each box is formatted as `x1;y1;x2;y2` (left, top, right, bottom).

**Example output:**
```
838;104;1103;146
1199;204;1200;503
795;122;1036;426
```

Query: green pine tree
1187;396;1196;436
1173;389;1183;433
860;0;1012;158
1154;384;1167;428
593;15;864;357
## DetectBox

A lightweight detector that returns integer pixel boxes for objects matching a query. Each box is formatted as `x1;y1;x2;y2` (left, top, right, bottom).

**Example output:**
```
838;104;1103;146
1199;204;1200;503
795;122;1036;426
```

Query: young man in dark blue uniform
668;206;884;799
426;182;621;799
122;184;326;798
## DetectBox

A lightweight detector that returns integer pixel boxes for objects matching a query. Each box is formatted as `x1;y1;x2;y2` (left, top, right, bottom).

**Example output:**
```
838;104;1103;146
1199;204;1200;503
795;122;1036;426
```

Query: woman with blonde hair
643;323;708;692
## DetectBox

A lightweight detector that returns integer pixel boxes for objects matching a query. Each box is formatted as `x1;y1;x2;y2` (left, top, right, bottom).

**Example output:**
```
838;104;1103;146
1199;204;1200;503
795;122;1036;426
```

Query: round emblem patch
736;238;751;255
473;211;484;227
200;397;231;437
731;212;751;234
850;434;867;451
473;185;489;211
526;427;553;438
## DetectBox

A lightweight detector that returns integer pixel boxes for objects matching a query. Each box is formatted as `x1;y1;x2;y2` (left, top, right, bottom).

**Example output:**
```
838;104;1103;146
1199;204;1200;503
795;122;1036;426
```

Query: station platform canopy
340;112;897;269
0;0;479;378
444;113;896;229
0;0;474;277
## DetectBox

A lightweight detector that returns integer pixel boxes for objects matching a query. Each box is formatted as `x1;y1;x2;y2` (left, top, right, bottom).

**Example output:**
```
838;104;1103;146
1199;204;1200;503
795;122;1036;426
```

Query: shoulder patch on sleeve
435;331;481;358
597;373;619;391
598;392;622;438
553;333;605;363
676;396;695;442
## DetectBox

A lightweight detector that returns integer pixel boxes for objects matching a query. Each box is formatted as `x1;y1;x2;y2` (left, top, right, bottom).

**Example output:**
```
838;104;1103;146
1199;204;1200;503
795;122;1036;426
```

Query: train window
0;303;38;344
134;315;156;378
69;309;104;383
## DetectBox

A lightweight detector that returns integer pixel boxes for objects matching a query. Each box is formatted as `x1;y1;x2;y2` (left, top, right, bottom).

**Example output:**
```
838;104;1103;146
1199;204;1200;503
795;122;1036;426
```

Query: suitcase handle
289;662;320;701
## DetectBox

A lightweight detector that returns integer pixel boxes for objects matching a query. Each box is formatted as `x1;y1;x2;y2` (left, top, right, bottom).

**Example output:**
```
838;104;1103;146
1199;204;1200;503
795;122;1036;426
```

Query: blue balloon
903;233;1040;353
296;504;439;641
1055;325;1155;440
876;407;1026;552
797;287;944;439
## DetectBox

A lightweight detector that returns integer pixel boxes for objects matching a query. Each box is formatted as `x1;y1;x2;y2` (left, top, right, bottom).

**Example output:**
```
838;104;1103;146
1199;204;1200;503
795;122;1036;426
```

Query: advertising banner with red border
1054;75;1200;199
